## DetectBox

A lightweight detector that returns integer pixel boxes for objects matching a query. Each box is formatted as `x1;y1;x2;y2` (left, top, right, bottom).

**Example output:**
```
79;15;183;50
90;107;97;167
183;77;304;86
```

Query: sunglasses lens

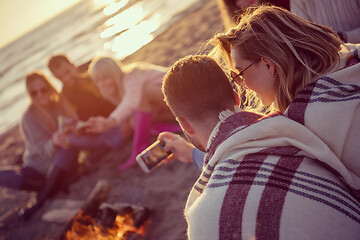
230;71;238;79
30;88;48;97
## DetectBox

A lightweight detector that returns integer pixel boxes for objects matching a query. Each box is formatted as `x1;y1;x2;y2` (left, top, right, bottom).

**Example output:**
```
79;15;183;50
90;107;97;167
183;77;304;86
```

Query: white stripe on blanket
186;111;360;240
286;62;360;178
185;44;360;240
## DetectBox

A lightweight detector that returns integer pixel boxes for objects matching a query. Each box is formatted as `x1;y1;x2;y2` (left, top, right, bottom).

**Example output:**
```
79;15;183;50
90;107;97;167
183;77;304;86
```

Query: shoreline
0;0;214;138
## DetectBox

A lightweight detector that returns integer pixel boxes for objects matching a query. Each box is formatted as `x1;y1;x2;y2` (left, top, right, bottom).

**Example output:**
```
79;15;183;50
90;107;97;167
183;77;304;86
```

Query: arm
192;148;205;171
83;70;146;134
158;132;194;163
158;131;205;171
109;70;147;124
110;66;167;123
21;112;56;160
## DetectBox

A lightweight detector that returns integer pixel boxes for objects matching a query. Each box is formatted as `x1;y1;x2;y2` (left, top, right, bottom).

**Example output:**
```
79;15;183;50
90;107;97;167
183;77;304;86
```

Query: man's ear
177;116;195;135
261;57;276;76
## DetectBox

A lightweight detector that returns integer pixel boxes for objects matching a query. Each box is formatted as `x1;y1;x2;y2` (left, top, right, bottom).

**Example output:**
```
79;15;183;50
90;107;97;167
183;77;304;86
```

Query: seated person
48;54;116;120
65;56;181;170
0;71;80;220
162;55;360;240
291;0;360;43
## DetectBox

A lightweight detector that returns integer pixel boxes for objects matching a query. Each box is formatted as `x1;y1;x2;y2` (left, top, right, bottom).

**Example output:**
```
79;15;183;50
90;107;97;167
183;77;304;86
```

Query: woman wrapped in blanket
163;54;360;240
160;6;360;176
0;71;80;220
72;56;180;170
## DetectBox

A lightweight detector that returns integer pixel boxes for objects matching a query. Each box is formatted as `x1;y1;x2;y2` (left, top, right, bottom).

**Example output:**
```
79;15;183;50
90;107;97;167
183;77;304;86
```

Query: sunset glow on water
0;0;204;134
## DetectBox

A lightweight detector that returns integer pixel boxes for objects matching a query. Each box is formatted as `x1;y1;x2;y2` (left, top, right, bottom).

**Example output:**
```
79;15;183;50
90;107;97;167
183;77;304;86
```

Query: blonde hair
209;6;341;113
88;56;125;105
25;71;76;131
217;0;245;30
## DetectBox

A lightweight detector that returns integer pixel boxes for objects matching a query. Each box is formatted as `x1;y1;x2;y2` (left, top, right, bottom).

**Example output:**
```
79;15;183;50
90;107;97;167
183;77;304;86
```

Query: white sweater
291;0;360;43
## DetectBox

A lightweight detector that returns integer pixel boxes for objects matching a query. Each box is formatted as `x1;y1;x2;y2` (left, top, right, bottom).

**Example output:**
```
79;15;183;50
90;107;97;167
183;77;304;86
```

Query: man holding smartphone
162;55;360;240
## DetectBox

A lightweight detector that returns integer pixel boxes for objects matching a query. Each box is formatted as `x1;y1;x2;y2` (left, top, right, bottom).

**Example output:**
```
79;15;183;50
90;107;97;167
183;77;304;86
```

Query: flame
63;210;148;240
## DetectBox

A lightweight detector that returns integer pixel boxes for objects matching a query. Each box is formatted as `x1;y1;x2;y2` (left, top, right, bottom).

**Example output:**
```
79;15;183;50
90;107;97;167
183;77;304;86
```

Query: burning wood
60;180;150;240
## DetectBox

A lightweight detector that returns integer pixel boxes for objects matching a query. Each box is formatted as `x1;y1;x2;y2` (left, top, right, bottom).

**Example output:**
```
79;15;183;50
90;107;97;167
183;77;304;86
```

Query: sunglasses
30;87;49;97
229;60;258;86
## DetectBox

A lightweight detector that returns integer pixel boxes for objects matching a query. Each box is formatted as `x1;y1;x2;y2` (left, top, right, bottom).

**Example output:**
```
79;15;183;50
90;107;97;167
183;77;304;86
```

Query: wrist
107;118;117;129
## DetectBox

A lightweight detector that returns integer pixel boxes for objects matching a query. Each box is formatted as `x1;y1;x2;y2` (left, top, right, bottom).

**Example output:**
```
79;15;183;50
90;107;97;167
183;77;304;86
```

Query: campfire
60;180;151;240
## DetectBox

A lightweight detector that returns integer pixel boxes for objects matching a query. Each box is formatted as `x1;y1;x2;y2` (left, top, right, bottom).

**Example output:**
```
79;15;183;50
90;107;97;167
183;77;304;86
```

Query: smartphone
136;140;172;173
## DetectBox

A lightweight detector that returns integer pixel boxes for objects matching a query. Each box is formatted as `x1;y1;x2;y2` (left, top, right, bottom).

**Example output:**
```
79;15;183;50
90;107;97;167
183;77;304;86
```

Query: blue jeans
53;147;79;173
69;127;123;150
0;148;79;191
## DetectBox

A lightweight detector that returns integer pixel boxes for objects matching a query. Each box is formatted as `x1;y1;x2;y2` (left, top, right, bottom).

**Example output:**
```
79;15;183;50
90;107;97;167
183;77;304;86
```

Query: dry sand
0;0;224;239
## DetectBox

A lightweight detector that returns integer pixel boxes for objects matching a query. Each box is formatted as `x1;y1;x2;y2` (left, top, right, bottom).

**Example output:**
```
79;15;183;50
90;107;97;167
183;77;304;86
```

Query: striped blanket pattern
185;44;360;240
287;63;360;179
185;110;360;240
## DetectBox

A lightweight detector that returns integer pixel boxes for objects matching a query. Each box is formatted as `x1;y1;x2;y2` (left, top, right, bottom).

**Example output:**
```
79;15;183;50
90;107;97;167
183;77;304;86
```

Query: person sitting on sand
162;54;360;240
0;71;81;219
64;56;181;171
48;54;115;121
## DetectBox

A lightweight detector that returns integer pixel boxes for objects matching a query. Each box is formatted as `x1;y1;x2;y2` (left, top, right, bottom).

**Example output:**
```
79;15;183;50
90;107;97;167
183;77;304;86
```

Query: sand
0;0;224;239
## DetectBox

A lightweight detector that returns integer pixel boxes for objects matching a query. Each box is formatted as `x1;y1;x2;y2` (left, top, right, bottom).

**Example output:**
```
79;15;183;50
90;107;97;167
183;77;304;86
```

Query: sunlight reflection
101;5;143;38
92;0;116;10
112;14;161;59
104;41;112;50
104;0;129;15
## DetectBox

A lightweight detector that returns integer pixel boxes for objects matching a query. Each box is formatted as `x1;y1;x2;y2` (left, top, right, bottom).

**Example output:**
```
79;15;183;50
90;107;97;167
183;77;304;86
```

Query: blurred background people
74;56;181;170
0;71;80;219
48;54;115;121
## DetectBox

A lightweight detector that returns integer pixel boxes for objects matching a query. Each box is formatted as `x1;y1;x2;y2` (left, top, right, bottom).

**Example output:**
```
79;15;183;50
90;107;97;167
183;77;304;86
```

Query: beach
0;0;223;239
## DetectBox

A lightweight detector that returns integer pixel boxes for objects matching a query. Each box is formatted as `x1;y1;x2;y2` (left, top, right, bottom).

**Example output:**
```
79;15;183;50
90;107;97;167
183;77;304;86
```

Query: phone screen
136;140;171;172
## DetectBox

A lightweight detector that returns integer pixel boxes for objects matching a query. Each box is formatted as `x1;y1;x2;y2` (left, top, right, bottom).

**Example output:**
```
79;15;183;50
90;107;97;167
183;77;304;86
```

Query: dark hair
47;54;72;72
163;55;237;121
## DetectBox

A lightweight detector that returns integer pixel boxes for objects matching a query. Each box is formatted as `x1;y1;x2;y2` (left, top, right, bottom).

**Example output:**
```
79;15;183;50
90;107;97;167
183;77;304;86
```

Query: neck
193;118;219;151
42;99;57;110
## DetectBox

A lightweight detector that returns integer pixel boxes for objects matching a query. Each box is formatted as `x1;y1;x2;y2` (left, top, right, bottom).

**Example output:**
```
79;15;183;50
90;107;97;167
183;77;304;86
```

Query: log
59;180;111;239
81;180;111;217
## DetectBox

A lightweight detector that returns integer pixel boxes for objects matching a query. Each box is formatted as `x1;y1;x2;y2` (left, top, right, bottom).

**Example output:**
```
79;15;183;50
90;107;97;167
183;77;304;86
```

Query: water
0;0;204;135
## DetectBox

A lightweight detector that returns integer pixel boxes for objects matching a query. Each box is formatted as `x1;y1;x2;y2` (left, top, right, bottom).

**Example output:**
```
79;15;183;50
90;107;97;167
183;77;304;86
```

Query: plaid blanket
185;107;360;240
185;44;360;240
286;45;360;178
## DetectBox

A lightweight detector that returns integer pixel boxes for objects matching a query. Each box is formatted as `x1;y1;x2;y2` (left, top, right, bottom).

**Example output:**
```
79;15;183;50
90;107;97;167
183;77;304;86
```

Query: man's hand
84;116;116;134
158;131;194;164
